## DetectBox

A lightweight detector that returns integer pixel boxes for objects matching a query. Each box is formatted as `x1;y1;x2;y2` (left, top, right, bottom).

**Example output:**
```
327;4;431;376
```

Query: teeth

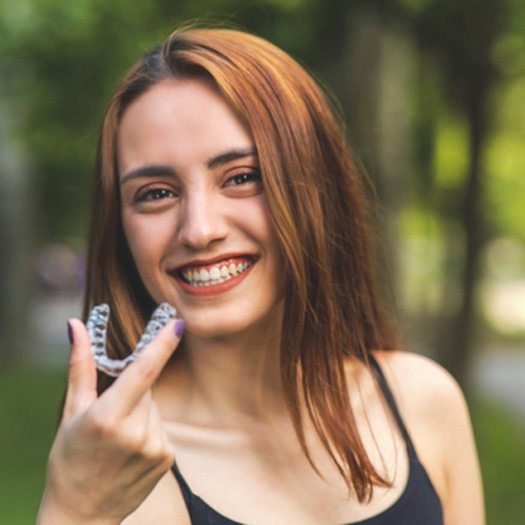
180;260;253;286
209;267;221;280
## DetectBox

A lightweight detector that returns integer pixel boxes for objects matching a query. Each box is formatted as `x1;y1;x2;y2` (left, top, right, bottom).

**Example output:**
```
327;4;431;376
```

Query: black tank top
171;356;444;524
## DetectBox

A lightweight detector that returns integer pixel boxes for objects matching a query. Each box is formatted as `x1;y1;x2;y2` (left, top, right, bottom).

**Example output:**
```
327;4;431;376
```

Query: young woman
37;27;484;525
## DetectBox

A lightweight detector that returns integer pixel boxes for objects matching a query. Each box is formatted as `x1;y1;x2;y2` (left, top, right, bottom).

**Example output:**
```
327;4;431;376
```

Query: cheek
239;195;275;238
122;212;171;272
256;199;282;260
235;197;284;274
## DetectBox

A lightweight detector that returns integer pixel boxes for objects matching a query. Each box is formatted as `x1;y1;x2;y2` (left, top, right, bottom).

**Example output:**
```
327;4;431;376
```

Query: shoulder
372;350;484;524
372;349;471;463
372;350;466;414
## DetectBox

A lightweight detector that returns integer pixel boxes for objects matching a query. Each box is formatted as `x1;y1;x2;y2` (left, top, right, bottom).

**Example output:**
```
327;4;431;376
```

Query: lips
171;254;258;295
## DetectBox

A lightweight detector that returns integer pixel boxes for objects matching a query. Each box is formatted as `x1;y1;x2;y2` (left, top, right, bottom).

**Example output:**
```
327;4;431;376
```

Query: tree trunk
441;75;490;390
0;92;34;365
342;6;415;321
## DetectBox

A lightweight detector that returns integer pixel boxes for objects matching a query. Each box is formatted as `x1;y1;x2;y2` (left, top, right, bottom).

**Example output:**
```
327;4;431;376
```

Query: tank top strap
368;353;418;460
171;462;194;508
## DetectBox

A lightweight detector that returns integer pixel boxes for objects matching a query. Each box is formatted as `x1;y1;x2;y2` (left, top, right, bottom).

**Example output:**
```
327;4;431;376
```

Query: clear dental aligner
86;302;177;377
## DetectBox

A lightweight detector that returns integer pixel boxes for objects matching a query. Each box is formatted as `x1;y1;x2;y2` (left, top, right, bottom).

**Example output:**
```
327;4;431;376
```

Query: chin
184;300;284;341
184;316;257;340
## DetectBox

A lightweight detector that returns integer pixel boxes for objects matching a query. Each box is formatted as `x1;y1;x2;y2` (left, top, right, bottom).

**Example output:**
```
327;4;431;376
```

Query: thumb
63;319;98;420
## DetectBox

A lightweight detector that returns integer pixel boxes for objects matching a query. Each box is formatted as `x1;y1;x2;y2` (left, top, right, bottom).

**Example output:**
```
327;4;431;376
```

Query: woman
37;27;484;524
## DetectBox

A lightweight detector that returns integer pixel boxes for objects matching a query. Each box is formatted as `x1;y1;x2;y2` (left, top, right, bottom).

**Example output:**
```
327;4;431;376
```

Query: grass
0;364;66;524
0;364;524;524
473;399;525;525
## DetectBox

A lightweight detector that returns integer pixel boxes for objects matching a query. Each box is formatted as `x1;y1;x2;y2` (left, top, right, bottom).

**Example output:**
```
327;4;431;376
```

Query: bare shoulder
372;350;484;524
371;350;471;471
372;350;466;416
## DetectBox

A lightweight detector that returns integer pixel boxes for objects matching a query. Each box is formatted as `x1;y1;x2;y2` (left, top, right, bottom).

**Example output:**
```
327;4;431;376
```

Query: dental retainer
86;302;177;377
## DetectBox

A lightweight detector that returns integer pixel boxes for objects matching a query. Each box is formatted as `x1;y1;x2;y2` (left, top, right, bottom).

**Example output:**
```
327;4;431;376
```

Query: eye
135;187;176;203
223;170;262;187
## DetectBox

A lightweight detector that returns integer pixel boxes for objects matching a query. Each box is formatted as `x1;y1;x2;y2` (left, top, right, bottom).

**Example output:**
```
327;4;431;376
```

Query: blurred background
0;0;524;523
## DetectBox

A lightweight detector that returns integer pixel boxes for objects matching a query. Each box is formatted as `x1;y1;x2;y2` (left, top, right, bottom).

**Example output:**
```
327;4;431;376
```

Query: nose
177;189;228;250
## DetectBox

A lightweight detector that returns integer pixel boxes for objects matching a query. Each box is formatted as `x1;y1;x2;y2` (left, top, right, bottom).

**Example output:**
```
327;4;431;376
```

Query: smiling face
118;77;285;339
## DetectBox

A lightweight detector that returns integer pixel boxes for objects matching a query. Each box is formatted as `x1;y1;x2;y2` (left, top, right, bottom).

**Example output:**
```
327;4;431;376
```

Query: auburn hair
84;27;398;501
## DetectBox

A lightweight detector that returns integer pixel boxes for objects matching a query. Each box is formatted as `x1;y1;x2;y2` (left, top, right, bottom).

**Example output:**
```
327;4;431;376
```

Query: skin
37;78;484;525
37;318;183;525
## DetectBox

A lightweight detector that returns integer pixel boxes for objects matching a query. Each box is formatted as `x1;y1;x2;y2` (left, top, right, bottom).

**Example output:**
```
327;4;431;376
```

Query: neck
156;312;288;424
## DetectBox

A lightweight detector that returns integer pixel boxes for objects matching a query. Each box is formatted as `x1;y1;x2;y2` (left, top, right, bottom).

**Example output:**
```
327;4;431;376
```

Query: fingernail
174;319;185;338
67;321;74;345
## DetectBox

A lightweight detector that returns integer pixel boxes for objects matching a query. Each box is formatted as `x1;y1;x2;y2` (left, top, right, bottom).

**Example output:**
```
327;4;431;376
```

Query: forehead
117;78;253;176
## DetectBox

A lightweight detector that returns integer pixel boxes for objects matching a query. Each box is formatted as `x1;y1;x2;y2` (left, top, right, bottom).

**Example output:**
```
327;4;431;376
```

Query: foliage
1;3;524;520
2;0;524;250
0;0;332;241
1;0;524;378
0;365;65;523
473;399;525;525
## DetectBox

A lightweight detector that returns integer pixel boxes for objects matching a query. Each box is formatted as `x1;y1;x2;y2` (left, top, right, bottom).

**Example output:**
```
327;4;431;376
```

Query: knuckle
120;428;147;453
85;409;116;439
142;440;173;465
142;443;163;462
160;452;176;470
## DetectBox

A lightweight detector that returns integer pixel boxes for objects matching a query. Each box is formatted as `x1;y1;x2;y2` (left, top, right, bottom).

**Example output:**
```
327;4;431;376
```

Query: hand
36;315;185;525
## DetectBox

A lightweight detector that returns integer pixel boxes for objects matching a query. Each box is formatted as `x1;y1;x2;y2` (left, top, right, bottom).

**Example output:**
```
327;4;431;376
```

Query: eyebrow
120;165;175;185
206;146;257;169
120;146;258;185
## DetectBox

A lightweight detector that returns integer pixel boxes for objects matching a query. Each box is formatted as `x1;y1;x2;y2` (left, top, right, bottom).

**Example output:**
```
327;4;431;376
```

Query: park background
0;0;524;523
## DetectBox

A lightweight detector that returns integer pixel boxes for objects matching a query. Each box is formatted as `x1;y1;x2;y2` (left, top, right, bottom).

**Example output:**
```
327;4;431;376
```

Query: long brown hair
85;27;398;501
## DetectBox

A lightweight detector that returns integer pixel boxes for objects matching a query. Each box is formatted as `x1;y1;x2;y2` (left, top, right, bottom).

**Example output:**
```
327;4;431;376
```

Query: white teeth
229;263;238;276
181;260;253;286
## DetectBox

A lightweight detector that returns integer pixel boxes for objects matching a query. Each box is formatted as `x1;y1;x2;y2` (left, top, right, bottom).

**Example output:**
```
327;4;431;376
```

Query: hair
84;26;399;501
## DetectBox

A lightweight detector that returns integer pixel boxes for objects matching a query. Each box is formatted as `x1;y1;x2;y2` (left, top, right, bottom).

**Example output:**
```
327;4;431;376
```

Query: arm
435;369;484;524
376;351;485;525
36;316;184;525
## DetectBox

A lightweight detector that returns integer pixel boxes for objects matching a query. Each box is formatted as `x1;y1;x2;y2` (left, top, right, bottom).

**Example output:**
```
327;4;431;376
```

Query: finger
121;390;153;430
100;318;185;417
63;319;98;419
143;400;176;464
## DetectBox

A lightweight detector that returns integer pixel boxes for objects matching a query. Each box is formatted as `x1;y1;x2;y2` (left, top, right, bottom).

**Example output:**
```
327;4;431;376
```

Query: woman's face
118;78;284;339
